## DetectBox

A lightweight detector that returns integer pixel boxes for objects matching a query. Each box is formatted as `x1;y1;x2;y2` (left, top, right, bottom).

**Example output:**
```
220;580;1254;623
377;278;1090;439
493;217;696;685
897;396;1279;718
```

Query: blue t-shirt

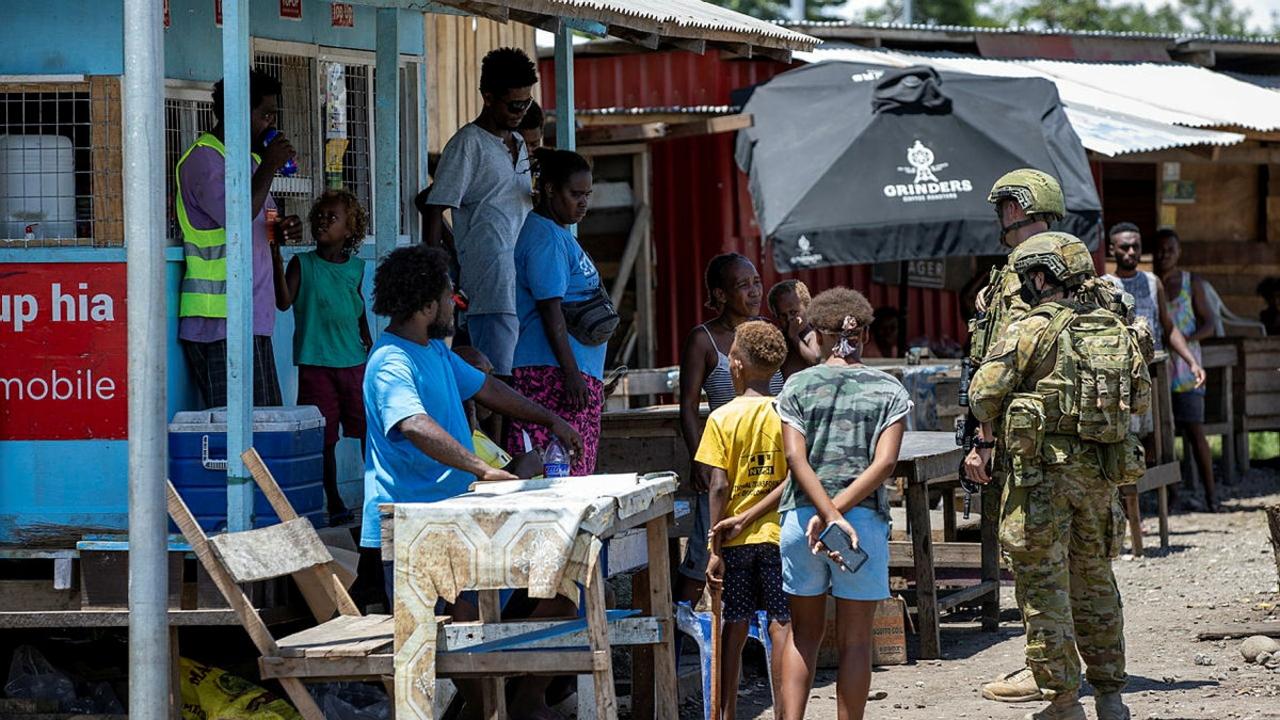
360;333;486;548
511;212;608;380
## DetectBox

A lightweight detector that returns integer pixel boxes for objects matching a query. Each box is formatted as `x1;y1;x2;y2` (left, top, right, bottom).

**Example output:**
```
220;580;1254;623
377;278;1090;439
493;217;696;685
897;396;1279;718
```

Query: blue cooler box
169;407;326;532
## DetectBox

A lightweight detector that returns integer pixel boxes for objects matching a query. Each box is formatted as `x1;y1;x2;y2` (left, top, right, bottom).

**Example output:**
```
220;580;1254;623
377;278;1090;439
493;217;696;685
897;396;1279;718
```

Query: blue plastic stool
675;602;776;720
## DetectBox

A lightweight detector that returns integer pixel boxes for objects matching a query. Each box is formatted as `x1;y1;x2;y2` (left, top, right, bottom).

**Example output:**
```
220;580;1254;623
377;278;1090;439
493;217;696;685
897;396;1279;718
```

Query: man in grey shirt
422;47;537;378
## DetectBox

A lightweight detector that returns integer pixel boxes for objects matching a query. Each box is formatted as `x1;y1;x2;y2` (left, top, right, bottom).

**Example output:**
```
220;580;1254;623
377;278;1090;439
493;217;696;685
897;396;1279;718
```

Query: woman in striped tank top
1156;228;1219;512
677;253;784;603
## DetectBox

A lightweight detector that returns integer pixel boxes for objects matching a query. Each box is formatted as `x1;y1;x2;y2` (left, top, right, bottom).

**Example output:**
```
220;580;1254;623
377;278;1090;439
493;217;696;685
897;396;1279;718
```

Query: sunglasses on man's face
503;98;533;114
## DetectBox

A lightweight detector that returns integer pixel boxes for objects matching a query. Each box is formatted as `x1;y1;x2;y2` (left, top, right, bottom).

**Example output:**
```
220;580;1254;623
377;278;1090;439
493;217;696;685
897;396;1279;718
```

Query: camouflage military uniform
969;298;1150;703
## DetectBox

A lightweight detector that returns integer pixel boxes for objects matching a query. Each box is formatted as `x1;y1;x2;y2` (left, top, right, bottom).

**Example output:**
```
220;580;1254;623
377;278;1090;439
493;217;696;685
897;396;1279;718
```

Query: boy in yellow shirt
698;320;792;720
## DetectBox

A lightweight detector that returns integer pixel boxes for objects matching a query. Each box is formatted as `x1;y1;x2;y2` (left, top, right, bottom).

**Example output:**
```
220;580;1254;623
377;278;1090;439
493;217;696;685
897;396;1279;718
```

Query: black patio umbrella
735;63;1102;273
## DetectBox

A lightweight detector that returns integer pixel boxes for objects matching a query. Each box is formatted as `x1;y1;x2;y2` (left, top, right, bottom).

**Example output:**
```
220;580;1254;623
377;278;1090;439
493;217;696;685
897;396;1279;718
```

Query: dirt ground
679;462;1280;720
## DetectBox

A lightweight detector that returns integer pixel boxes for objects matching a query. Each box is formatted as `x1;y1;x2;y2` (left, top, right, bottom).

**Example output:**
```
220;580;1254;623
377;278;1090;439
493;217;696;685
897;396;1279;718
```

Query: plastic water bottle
542;437;570;478
261;128;299;177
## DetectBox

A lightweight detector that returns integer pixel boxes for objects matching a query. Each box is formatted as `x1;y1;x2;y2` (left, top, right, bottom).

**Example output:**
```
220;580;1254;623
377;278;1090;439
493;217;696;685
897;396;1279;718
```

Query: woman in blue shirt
508;149;610;474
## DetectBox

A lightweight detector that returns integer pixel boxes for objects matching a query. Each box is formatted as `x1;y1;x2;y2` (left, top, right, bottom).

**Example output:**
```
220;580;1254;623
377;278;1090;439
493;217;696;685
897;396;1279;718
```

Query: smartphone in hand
817;523;869;574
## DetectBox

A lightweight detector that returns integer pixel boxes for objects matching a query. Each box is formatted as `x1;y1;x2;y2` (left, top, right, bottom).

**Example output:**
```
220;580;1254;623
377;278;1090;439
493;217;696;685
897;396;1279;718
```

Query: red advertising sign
0;263;127;440
280;0;302;20
331;2;354;28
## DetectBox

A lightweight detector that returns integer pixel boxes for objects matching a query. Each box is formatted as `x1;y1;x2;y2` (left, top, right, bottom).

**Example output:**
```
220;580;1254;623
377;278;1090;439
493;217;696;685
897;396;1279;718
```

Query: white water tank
0;135;77;239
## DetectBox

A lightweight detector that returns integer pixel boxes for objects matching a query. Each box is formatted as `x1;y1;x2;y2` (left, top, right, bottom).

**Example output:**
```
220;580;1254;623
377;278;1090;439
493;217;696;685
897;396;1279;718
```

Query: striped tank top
700;324;784;410
1168;271;1204;395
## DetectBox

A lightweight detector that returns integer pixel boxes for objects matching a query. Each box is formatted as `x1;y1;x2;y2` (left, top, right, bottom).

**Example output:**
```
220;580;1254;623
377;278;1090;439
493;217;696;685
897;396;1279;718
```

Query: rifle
955;355;981;520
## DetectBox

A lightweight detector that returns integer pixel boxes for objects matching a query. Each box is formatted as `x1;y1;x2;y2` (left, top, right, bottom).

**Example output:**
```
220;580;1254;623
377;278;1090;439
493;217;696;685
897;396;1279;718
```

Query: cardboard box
817;596;908;667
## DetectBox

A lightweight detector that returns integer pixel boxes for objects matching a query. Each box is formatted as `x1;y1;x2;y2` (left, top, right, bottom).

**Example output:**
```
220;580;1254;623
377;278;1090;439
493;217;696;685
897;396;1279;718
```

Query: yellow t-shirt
472;429;512;469
694;395;786;547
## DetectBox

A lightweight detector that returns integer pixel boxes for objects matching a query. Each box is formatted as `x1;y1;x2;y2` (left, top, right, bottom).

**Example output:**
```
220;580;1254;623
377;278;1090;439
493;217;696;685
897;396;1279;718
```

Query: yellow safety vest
174;133;261;318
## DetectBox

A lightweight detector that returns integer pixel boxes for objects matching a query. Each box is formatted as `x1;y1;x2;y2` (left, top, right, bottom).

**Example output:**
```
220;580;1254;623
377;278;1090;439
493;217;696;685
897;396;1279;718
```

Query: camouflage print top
969;262;1031;364
774;364;912;516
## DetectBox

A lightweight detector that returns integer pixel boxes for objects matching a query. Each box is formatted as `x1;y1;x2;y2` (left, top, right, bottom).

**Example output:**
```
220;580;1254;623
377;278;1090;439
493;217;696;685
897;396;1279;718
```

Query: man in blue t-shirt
362;245;582;718
361;245;581;553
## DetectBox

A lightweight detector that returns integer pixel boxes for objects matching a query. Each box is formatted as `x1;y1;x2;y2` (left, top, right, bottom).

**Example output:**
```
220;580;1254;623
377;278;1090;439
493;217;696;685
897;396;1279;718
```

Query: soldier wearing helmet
967;232;1150;720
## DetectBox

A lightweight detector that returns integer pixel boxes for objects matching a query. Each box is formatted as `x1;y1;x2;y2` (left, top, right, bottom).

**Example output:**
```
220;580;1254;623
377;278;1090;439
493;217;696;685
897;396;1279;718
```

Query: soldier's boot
1095;692;1131;720
1023;693;1086;720
981;667;1045;703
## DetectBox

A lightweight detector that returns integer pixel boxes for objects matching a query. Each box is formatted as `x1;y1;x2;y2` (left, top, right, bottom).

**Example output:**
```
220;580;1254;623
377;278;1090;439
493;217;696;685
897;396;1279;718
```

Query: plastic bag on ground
4;645;76;710
179;657;301;720
311;682;390;720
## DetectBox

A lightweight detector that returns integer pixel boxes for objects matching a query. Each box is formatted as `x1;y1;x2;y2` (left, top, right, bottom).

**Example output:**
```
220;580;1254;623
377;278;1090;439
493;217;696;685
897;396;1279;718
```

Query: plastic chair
675;602;776;720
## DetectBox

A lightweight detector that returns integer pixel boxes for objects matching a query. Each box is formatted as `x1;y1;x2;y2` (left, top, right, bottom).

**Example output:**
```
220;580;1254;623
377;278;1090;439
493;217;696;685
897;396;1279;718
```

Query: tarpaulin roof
794;46;1256;155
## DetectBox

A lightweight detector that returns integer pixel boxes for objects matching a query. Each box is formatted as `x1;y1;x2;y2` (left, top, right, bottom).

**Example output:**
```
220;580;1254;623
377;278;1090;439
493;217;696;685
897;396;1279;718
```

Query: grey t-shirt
429;123;533;315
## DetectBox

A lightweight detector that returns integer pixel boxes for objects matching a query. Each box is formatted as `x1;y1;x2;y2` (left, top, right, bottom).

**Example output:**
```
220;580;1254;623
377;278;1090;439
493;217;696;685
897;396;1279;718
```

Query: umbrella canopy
735;63;1102;272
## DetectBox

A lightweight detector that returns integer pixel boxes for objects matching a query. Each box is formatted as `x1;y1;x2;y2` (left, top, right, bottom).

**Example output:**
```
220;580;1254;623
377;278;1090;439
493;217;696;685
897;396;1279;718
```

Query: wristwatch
975;440;996;450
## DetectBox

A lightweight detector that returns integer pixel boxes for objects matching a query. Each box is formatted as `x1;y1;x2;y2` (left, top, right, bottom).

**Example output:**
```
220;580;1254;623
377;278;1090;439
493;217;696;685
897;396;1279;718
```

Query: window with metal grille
0;78;122;246
164;90;214;243
339;62;374;229
255;51;318;220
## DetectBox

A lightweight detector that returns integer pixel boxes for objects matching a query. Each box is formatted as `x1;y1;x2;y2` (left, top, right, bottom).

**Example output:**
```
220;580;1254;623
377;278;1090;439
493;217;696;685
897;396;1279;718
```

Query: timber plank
276;614;394;657
209;518;332;583
1196;623;1280;640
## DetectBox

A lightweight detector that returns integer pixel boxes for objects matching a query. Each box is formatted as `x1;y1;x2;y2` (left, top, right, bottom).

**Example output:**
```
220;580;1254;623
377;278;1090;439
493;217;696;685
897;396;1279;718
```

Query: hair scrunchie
831;315;860;358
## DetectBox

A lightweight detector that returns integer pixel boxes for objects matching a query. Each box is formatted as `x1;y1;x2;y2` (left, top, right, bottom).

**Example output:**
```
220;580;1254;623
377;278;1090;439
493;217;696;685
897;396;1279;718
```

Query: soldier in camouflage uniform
967;233;1151;720
965;169;1067;704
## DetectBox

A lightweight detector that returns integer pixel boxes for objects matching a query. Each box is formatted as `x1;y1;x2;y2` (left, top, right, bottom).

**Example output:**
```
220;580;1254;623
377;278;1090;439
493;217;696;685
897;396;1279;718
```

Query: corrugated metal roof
573;104;738;116
795;46;1253;155
785;20;1280;46
1225;71;1280;91
438;0;819;52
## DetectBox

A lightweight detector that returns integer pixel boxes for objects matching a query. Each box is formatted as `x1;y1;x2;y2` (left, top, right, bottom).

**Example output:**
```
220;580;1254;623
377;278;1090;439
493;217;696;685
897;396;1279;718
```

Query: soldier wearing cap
967;232;1150;720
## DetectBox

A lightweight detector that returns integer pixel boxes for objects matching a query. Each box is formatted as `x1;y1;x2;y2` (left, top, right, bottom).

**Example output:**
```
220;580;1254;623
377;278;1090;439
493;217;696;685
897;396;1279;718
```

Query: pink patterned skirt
506;366;604;476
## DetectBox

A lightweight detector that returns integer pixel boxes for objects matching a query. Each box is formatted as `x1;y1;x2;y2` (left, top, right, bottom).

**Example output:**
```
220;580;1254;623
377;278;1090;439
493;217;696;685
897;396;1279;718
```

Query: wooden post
980;479;1000;632
1267;504;1280;586
584;559;618;720
1124;490;1143;557
477;590;506;720
644;515;678;720
630;569;655;720
906;479;940;659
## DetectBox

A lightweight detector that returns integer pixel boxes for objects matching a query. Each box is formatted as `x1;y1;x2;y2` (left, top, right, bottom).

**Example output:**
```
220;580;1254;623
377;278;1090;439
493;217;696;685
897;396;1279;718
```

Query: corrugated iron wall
543;51;967;366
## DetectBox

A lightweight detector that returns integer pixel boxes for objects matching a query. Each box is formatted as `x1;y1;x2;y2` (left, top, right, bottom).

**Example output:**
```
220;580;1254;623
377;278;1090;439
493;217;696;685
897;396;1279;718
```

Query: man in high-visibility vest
176;69;303;408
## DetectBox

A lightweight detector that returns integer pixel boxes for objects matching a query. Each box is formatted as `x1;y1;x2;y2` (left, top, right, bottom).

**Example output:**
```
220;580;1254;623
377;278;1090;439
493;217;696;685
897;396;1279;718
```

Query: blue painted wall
0;1;125;74
0;245;372;545
1;0;424;79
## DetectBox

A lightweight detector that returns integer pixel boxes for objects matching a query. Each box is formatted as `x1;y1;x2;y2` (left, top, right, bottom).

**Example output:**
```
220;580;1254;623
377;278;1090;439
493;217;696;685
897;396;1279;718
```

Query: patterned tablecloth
392;473;678;719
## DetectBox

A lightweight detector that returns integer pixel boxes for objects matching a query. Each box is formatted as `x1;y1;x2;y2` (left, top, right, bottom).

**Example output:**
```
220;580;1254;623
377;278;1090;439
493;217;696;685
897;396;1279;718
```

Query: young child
272;189;373;526
773;288;911;720
698;320;792;720
767;280;821;380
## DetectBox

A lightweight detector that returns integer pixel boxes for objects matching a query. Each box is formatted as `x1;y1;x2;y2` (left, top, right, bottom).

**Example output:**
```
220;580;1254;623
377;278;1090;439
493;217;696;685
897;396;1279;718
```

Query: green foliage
857;0;1266;35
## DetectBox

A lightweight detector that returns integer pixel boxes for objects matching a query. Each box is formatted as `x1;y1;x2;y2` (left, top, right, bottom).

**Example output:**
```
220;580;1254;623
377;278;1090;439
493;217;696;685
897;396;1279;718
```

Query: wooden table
387;476;679;720
894;431;999;660
599;410;998;661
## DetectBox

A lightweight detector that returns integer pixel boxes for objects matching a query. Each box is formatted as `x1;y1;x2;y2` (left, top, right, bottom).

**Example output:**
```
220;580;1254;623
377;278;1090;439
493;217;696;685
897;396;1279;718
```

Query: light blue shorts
780;505;890;601
465;312;519;376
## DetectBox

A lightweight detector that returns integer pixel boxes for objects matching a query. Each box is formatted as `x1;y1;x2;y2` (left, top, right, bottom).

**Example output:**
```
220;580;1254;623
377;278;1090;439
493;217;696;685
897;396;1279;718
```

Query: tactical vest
1022;301;1145;445
174;133;261;319
969;263;1028;363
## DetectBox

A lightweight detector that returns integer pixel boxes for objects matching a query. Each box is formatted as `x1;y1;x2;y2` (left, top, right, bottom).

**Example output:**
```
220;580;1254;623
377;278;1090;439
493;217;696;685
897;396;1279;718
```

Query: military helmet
988;169;1066;222
1011;231;1095;289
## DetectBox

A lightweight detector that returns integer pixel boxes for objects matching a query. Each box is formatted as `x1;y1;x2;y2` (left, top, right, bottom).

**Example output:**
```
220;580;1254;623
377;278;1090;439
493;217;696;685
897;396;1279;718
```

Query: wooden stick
1267;504;1280;586
709;583;723;720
